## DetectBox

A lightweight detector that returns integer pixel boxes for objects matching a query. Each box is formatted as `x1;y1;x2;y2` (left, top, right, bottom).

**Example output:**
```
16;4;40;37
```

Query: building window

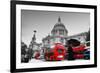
59;30;64;35
60;38;64;43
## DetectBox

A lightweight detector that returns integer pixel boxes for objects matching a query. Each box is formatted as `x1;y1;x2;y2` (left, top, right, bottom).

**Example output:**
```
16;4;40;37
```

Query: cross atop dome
51;17;68;37
58;16;61;22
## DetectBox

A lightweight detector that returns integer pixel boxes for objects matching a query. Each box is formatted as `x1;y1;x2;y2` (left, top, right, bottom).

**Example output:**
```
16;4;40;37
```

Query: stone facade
42;17;68;47
42;17;88;48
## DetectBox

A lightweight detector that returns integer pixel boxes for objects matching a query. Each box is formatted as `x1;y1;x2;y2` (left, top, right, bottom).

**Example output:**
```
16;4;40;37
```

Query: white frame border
16;4;94;69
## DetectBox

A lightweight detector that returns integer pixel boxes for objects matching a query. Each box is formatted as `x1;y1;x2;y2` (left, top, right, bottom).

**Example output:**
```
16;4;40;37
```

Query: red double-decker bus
44;43;67;61
72;44;86;59
67;39;86;60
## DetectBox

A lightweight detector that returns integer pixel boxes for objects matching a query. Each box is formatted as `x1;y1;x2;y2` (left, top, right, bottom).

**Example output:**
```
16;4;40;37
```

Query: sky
21;10;90;46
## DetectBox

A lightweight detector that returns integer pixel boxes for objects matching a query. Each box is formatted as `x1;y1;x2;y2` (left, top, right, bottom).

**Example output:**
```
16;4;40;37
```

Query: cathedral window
59;30;64;35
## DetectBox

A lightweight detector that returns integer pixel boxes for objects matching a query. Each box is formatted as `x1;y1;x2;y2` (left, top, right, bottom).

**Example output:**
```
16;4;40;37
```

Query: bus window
58;49;63;54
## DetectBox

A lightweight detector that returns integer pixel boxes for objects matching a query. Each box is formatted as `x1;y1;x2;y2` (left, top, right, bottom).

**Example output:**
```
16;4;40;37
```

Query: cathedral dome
51;17;68;37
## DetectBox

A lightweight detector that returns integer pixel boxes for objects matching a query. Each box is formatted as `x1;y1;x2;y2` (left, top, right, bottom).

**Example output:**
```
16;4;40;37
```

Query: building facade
42;17;88;48
66;32;87;44
42;17;68;48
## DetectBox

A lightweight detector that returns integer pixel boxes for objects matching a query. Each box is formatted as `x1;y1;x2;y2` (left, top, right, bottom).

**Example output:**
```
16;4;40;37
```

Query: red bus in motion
44;43;66;61
72;44;85;59
67;39;86;60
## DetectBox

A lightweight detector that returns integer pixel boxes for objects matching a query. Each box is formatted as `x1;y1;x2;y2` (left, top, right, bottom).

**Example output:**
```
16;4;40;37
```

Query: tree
27;48;34;59
21;42;27;55
21;42;30;63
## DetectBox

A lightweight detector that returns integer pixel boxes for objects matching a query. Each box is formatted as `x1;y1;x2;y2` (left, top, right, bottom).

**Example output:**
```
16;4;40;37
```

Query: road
29;58;46;63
